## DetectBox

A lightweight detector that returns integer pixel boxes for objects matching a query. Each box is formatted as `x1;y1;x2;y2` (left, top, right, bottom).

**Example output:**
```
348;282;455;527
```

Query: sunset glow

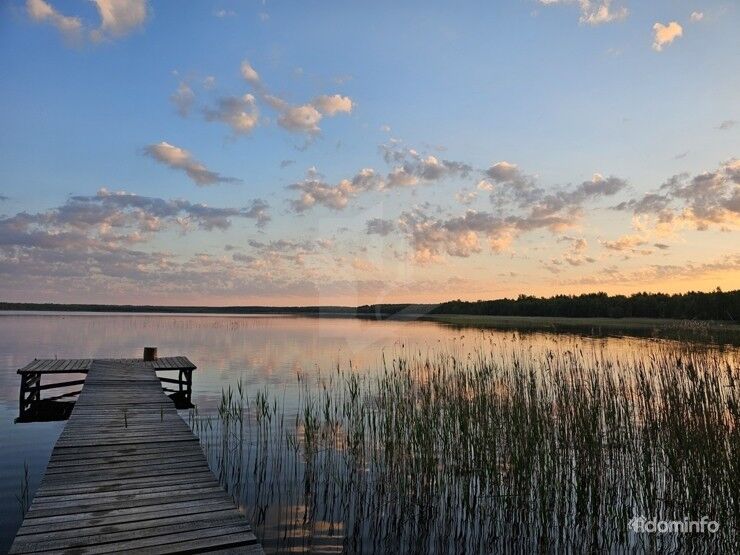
1;1;738;305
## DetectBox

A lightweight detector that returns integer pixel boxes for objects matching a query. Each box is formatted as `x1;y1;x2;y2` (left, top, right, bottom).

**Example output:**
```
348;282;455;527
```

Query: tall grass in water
189;342;738;553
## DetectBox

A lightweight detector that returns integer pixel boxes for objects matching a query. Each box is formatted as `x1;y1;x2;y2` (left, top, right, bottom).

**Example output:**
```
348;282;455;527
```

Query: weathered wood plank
10;358;262;554
18;356;196;374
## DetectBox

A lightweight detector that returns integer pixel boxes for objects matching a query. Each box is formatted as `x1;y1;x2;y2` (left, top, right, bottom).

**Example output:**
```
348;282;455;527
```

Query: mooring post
143;347;158;361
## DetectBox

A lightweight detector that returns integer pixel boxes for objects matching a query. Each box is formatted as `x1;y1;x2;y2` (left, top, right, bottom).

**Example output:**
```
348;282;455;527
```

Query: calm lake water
0;312;736;553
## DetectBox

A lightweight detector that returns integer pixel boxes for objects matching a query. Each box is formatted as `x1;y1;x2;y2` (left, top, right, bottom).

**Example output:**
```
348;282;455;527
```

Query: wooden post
143;347;158;361
19;374;27;416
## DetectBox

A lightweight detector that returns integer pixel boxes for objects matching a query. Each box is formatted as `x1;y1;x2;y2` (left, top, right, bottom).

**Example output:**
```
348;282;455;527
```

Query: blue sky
0;1;738;304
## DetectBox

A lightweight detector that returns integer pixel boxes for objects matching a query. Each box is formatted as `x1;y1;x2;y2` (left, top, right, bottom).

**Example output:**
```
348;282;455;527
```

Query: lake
0;312;737;553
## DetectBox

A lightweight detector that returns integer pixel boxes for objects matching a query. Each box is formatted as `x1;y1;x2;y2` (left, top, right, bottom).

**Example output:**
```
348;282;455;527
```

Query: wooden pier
18;356;196;421
10;355;262;554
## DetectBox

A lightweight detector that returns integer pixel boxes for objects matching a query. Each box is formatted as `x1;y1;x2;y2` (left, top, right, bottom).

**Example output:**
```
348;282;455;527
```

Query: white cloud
578;0;628;25
689;11;704;23
209;60;354;138
652;21;683;51
240;60;260;85
312;95;353;116
90;0;147;41
26;0;83;41
204;94;260;135
288;168;382;212
538;1;628;26
278;104;323;135
143;142;240;186
272;95;353;136
600;234;650;254
614;158;740;231
27;0;147;43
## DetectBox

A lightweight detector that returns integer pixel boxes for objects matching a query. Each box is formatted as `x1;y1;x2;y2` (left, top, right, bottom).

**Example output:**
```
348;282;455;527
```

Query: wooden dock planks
10;359;262;554
18;357;197;374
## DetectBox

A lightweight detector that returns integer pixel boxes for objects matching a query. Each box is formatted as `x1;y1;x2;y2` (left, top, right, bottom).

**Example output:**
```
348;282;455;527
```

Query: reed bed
188;340;738;553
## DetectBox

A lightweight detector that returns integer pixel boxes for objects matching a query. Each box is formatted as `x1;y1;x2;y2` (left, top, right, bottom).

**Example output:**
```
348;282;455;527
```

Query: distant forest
1;289;737;321
426;290;738;321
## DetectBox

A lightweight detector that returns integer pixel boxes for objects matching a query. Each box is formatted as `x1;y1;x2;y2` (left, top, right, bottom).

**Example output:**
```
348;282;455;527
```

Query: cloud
545;237;596;271
486;162;627;215
386;167;419;188
280;159;296;168
614;159;740;231
366;218;395;236
288;168;382;212
559;254;740;289
286;142;477;212
240;60;260;85
398;209;514;263
578;0;628;25
278;104;323;135
26;0;83;42
203;94;260;135
381;142;472;187
538;1;628;26
394;163;628;264
204;60;353;138
600;234;650;254
0;190;270;269
170;82;195;117
143;142;240;186
717;120;737;131
312;95;353;116
27;0;148;44
689;11;704;23
90;0;147;40
652;21;683;51
272;94;353;135
0;195;9;201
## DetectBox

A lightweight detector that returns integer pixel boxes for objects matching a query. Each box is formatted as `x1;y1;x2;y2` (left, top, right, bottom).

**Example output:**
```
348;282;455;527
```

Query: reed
14;461;30;518
189;341;738;553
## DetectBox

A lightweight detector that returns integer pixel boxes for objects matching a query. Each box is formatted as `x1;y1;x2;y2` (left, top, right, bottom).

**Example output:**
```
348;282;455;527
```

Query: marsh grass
188;341;738;553
14;461;30;517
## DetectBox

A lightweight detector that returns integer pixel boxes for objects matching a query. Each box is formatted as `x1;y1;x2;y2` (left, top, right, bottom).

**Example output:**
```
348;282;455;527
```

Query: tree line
358;289;739;321
1;289;737;321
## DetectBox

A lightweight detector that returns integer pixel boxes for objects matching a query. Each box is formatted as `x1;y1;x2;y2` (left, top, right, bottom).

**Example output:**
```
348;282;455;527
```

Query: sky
0;0;738;306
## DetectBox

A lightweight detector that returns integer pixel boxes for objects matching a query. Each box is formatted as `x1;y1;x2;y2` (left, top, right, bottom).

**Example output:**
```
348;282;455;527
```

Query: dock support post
19;375;26;416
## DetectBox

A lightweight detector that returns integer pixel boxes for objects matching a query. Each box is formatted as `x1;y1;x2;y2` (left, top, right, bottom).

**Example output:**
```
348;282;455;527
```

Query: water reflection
0;312;736;553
